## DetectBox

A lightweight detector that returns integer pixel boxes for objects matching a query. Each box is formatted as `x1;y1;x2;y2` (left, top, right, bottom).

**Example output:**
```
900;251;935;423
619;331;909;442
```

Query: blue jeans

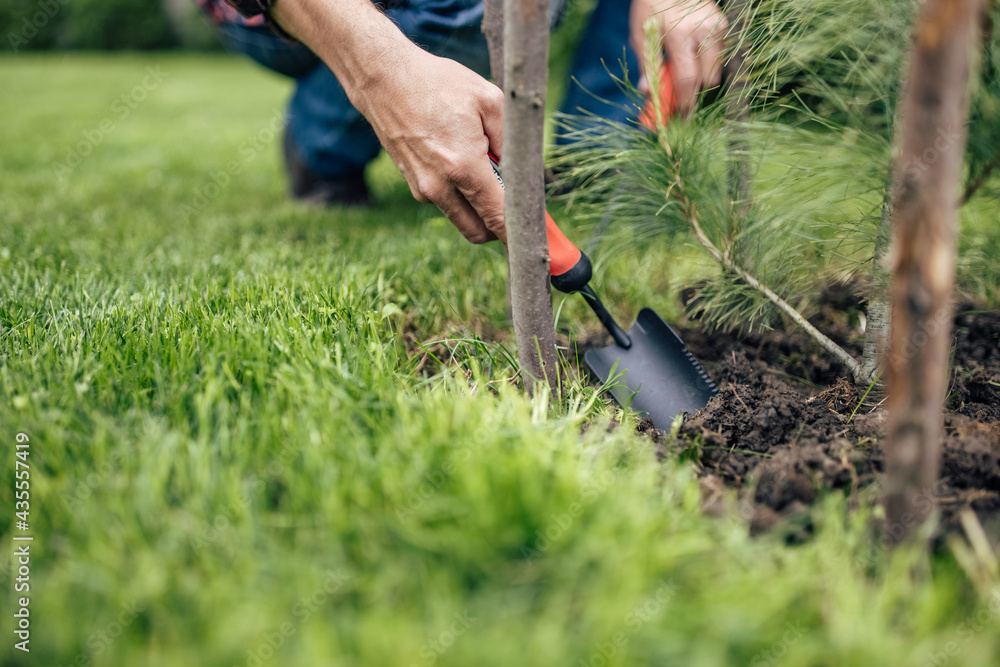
217;0;636;179
556;0;641;142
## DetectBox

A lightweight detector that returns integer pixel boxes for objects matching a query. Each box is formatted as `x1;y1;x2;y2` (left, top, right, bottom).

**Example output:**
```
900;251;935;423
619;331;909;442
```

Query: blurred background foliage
0;0;597;58
1;0;222;51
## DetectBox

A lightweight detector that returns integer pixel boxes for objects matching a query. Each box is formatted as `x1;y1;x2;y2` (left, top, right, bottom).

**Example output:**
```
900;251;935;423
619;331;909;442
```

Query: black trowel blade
584;308;718;429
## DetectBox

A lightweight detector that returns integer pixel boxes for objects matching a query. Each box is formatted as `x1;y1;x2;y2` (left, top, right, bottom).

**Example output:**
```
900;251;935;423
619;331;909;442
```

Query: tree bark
498;0;559;393
858;180;893;393
883;0;982;539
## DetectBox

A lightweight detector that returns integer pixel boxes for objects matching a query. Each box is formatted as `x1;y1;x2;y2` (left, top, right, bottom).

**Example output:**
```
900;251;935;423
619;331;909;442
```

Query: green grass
1;53;999;667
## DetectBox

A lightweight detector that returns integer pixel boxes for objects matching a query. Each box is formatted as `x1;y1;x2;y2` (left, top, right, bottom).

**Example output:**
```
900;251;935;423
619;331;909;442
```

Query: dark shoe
282;127;371;207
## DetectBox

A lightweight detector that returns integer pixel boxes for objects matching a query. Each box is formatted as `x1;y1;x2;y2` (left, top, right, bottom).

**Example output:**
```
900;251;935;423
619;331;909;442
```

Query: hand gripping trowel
488;154;717;429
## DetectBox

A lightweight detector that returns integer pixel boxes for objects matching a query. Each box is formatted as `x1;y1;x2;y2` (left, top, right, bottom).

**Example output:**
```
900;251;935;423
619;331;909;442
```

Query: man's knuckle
415;175;443;202
409;184;430;203
484;86;504;108
481;215;504;234
443;160;463;182
444;158;475;187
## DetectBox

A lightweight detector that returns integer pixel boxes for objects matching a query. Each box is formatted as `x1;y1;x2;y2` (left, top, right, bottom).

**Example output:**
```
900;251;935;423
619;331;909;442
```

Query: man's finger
670;45;700;115
707;57;723;91
637;73;650;96
628;10;656;91
480;84;505;163
699;30;726;89
454;157;507;245
697;49;722;92
436;187;499;245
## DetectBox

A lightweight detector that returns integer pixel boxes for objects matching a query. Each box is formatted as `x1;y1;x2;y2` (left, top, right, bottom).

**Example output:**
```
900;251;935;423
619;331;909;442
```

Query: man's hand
356;49;507;245
629;0;728;115
272;0;506;244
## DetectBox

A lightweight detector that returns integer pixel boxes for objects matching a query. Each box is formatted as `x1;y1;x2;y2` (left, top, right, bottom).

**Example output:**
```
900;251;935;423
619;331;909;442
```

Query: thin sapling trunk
858;180;894;395
883;0;981;538
499;0;559;394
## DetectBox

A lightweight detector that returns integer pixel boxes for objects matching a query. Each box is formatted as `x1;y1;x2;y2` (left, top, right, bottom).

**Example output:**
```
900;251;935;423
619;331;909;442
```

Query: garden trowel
489;155;717;429
544;208;718;428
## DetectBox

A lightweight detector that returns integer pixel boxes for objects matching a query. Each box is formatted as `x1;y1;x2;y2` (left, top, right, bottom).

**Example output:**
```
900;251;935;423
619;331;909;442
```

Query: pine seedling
551;0;997;388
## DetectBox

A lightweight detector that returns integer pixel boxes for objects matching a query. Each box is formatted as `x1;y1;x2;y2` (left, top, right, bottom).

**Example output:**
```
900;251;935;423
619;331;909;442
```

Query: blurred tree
59;0;177;50
163;0;223;51
2;0;68;50
2;0;222;51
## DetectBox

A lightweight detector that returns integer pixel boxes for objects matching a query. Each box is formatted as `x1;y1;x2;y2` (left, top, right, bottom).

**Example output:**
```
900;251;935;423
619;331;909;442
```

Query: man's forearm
270;0;412;110
266;0;507;244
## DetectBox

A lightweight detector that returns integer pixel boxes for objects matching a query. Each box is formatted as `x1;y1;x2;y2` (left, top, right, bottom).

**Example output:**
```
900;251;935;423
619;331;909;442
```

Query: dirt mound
633;309;1000;542
680;283;865;385
951;310;1000;421
670;352;875;536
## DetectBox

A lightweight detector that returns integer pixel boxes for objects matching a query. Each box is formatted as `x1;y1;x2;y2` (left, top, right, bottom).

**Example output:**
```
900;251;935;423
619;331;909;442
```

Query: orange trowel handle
488;154;593;293
483;65;673;287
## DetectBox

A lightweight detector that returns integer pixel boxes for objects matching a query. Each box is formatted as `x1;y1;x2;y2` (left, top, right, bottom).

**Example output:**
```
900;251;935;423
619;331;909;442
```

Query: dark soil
619;305;1000;543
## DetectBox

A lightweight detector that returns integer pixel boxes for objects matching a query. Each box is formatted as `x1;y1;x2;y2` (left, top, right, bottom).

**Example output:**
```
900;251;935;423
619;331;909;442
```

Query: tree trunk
495;0;559;394
883;0;981;540
858;179;893;394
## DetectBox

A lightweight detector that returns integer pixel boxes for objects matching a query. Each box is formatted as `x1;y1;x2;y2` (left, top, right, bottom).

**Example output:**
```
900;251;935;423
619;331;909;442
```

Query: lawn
1;53;999;667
